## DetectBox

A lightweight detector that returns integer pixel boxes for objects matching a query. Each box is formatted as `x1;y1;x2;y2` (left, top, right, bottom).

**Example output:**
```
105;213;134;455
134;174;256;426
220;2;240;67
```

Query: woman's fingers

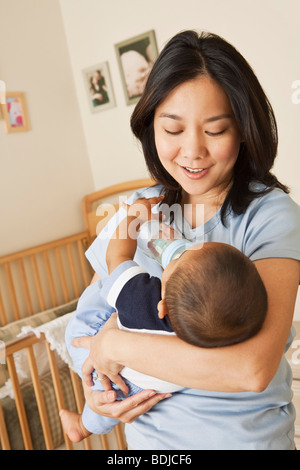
124;392;172;423
109;374;129;395
83;381;116;407
93;373;111;391
83;384;172;423
81;355;96;387
94;372;129;395
71;330;127;393
73;332;128;394
107;390;172;423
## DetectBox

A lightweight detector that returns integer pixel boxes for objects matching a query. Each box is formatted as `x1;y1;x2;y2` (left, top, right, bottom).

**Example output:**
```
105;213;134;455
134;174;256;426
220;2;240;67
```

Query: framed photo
115;30;158;105
0;92;29;133
83;61;116;113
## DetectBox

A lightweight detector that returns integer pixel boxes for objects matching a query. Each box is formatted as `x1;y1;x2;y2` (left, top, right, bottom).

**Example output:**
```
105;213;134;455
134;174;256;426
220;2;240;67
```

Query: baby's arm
106;195;164;274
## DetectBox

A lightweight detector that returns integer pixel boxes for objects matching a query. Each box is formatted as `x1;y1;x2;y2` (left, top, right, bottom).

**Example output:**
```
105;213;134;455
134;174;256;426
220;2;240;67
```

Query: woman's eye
206;130;226;136
164;129;183;135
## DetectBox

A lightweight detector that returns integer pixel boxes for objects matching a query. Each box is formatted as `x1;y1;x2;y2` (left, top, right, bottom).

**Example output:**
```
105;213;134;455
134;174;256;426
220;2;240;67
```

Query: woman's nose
181;129;208;160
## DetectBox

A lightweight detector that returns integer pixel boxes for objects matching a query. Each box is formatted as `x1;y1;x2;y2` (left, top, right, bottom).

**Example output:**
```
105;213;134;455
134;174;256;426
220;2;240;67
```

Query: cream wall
0;1;299;316
60;0;300;320
59;0;300;205
0;0;94;255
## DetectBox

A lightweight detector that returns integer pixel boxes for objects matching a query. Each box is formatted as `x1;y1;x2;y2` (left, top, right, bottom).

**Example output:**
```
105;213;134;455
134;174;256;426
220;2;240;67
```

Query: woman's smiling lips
180;165;210;179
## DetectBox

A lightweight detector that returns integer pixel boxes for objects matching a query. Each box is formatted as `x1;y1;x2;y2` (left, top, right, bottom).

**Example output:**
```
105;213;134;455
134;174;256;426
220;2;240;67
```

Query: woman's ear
157;299;168;319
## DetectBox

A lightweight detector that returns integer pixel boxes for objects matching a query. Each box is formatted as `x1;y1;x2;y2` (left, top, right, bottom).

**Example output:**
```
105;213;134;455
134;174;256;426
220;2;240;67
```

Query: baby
61;195;267;441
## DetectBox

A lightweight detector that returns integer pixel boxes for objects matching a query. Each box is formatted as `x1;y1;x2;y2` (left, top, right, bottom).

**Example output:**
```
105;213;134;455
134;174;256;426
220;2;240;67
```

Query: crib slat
115;423;127;450
55;248;69;303
100;432;109;450
77;240;90;286
31;255;46;312
5;262;20;320
43;251;58;307
67;244;79;298
6;355;33;450
26;345;54;449
45;340;73;450
69;369;84;412
0;401;10;449
19;259;34;316
0;289;7;326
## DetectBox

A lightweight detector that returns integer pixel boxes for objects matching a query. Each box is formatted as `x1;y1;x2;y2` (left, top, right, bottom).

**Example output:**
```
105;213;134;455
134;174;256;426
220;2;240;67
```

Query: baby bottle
138;220;193;269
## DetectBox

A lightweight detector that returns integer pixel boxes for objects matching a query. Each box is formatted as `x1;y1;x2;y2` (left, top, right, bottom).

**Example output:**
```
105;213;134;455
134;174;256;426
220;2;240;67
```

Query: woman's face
153;76;242;204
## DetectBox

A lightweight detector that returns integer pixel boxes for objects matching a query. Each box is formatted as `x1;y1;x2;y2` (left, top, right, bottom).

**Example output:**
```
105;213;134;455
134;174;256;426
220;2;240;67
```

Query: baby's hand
122;195;164;224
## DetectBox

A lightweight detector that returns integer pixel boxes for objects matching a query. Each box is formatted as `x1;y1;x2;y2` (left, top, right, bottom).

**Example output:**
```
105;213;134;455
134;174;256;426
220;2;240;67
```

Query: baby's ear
157;299;168;319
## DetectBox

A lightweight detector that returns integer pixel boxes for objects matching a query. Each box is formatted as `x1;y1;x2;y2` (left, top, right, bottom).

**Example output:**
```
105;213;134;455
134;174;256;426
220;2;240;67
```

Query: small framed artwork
83;61;116;113
0;92;29;133
115;30;159;105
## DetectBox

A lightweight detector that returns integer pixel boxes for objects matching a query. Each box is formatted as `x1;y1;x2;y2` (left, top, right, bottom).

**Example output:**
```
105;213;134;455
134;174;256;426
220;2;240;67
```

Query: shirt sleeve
243;189;300;262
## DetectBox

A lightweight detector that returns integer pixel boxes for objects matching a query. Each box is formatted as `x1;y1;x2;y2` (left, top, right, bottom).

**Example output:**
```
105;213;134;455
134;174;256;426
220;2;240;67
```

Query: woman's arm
106;214;137;274
86;258;299;393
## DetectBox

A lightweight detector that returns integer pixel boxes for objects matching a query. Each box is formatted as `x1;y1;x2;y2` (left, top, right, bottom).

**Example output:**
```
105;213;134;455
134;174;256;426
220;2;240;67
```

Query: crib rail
0;232;92;326
0;183;153;450
1;333;80;449
0;333;126;450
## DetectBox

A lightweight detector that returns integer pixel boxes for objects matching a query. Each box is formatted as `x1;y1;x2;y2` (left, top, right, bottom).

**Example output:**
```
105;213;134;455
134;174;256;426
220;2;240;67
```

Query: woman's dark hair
130;30;289;223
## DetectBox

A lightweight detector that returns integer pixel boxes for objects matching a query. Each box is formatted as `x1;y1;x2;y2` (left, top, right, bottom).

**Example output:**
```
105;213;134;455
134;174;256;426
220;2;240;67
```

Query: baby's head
158;242;267;348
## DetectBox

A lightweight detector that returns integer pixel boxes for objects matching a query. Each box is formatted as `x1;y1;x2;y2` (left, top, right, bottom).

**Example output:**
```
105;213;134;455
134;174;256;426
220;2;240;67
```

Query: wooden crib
0;178;154;450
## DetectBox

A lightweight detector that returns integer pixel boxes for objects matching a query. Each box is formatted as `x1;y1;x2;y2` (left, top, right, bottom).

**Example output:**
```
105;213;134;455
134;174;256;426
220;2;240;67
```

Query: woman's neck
181;182;231;228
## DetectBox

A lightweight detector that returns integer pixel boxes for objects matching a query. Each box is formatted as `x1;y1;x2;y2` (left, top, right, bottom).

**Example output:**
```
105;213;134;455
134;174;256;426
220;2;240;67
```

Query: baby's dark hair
164;243;267;348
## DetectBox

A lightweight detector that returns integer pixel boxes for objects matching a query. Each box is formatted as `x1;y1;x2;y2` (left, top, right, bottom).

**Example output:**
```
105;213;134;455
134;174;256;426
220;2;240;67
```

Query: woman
71;30;300;449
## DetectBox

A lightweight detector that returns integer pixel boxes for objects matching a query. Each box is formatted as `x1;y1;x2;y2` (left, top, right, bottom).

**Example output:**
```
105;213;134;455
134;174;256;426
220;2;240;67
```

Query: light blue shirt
86;184;300;450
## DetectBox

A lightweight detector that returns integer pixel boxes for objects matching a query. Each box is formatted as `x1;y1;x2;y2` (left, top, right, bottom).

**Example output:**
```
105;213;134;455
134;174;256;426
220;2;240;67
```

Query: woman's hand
71;313;128;394
82;382;171;424
71;312;172;423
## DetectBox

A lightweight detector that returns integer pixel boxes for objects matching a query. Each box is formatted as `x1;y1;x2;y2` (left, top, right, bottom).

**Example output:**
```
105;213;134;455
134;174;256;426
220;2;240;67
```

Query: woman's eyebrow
158;112;233;122
158;112;182;121
203;113;233;123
